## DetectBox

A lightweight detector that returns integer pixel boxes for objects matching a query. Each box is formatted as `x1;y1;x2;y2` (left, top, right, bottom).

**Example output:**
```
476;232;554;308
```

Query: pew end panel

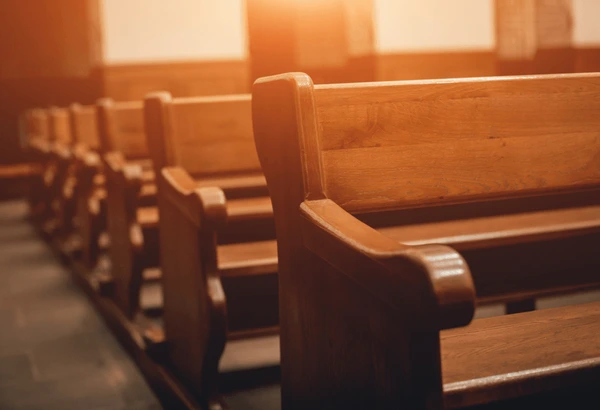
98;97;157;318
151;90;281;403
158;166;228;403
103;150;147;317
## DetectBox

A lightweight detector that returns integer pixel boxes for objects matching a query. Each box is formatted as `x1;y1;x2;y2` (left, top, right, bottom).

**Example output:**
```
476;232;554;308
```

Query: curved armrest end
301;199;475;331
192;187;227;230
162;167;227;229
122;163;145;188
403;245;476;330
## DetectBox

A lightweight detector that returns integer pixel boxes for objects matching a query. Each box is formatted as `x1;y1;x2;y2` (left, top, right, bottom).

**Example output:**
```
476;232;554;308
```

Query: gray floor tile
0;200;161;409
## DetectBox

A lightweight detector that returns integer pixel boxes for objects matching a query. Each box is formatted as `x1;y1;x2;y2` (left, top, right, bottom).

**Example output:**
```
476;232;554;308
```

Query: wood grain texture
378;205;600;250
442;301;600;408
145;92;280;407
166;95;261;177
218;240;277;277
98;97;158;319
313;73;600;212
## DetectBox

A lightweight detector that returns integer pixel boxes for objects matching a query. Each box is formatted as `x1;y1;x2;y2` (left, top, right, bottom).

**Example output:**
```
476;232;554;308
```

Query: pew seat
137;206;159;228
219;334;280;373
219;240;278;277
195;173;267;193
227;196;273;221
380;205;600;250
217;301;600;408
442;300;600;408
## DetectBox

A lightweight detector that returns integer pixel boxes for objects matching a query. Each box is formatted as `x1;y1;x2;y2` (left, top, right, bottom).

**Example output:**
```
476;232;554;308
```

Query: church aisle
0;200;161;410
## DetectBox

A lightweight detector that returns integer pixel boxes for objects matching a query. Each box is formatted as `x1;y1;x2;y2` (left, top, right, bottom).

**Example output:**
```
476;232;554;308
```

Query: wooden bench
96;98;160;318
69;103;107;269
252;72;600;408
22;108;51;220
46;106;78;238
144;92;278;407
26;106;74;233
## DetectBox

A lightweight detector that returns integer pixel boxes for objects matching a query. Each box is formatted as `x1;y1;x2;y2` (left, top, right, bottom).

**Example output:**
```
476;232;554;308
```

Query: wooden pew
96;98;159;318
69;103;106;269
144;92;279;407
252;72;600;409
22;108;51;219
25;106;73;233
46;106;76;238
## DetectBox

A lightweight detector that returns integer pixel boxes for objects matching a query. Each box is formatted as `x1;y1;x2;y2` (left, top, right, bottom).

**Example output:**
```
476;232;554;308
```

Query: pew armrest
300;199;476;330
199;174;270;198
104;151;145;188
161;167;227;229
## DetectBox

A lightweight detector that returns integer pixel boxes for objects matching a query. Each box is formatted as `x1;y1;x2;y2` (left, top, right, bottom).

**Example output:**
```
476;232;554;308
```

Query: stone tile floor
2;197;597;410
0;200;162;410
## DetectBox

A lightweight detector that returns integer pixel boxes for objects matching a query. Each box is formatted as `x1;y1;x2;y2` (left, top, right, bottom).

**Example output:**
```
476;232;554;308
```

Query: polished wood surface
313;74;600;213
442;301;600;408
98;98;159;319
145;91;278;407
167;95;260;177
378;205;600;250
252;71;600;409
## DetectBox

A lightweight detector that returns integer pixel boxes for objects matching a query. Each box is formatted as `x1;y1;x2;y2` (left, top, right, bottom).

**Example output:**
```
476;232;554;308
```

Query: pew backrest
145;93;260;178
258;73;600;215
70;104;100;150
49;107;72;146
25;108;50;142
97;98;147;159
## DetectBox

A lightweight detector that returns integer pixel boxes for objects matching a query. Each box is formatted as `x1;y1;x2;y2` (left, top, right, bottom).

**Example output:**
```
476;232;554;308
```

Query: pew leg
506;299;536;314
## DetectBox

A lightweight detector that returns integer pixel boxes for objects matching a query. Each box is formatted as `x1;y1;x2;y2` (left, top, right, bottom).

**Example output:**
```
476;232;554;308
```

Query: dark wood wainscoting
0;73;102;165
575;48;600;73
99;60;250;101
376;51;497;81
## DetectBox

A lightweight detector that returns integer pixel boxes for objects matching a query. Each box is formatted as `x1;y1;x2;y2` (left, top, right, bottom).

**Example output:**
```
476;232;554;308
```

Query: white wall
573;0;600;46
100;0;247;64
374;0;495;53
